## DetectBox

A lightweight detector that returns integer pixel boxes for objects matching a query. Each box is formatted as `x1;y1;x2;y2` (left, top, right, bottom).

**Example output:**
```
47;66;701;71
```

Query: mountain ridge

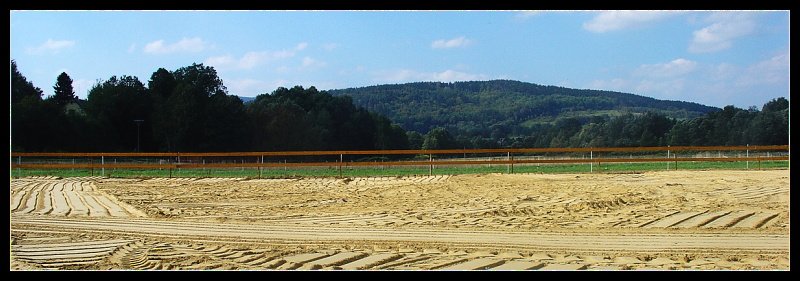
327;79;718;136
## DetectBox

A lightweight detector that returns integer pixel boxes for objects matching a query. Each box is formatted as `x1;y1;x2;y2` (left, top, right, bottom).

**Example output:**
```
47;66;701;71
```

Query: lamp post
133;119;144;152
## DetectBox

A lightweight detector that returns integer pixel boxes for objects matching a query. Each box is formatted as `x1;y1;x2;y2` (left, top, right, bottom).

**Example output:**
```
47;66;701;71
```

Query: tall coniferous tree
52;72;76;107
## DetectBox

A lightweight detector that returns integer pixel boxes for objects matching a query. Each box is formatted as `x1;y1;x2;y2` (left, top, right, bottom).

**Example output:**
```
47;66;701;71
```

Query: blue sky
10;10;789;108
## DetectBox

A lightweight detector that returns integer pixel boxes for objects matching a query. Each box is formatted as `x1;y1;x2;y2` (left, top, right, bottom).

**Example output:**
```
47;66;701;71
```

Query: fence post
590;150;593;173
259;155;263;179
101;156;105;177
758;156;761;170
675;154;678;170
510;152;514;174
17;156;21;178
667;146;670;170
429;154;433;176
339;154;343;178
507;152;511;174
746;144;750;169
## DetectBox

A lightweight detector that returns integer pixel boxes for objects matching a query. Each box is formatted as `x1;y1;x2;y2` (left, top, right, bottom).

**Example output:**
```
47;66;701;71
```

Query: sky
9;10;789;109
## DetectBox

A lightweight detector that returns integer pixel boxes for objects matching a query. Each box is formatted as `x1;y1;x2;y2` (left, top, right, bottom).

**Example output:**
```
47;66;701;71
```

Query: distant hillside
237;96;256;104
328;80;718;136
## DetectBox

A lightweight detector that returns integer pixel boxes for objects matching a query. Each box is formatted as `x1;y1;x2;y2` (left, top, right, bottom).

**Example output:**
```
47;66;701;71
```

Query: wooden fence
10;145;789;177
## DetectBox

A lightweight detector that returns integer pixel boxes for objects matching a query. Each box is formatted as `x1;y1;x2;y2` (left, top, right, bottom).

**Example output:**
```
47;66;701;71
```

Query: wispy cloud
143;37;209;54
688;12;756;53
588;53;788;107
375;69;489;83
431;36;472;49
127;44;136;54
205;43;308;70
27;39;75;54
583;11;679;33
736;53;789;86
634;58;698;78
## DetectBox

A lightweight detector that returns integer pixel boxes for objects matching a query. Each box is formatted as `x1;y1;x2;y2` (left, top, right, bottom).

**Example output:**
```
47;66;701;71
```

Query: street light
133;119;144;152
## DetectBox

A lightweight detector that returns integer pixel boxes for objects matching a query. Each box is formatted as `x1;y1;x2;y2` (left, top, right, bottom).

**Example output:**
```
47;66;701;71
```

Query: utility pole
133;119;144;152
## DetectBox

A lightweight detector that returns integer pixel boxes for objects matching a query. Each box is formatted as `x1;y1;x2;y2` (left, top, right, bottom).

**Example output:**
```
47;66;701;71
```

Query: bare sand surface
10;170;790;270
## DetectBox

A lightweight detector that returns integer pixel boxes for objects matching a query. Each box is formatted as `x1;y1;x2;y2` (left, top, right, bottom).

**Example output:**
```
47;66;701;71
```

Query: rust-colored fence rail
10;145;789;177
10;145;789;157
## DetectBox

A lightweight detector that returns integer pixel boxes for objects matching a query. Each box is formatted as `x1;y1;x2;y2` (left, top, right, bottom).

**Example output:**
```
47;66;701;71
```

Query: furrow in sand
441;258;506;270
702;211;756;228
672;211;731;228
339;253;402;270
16;183;44;214
643;211;708;228
731;212;780;228
489;260;545;270
49;183;71;216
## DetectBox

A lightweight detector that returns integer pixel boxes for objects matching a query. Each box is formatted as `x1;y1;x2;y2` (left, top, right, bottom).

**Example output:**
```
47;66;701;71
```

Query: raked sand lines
10;180;144;218
642;210;779;229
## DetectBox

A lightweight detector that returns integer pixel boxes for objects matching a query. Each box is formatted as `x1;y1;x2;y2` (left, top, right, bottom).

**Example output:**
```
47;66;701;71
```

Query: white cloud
431;36;472;49
587;53;789;107
634;58;698;78
736;53;789;86
591;58;698;99
143;37;209;54
689;12;756;53
295;42;308;51
375;69;489;83
583;11;678;33
205;47;302;70
27;39;75;54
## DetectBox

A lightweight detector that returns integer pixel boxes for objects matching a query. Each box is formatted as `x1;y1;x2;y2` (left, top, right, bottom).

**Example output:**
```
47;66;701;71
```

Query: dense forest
328;80;718;137
10;60;789;153
330;80;787;149
10;61;406;152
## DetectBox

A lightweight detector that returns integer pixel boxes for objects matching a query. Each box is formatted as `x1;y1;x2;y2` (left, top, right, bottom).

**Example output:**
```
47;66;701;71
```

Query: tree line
10;60;788;153
11;61;409;153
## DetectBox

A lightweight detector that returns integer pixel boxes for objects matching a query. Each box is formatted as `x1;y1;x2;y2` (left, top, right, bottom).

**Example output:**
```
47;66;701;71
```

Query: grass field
11;160;789;178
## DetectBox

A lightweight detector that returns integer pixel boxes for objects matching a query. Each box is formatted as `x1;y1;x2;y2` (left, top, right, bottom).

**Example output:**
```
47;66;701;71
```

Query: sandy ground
9;170;790;270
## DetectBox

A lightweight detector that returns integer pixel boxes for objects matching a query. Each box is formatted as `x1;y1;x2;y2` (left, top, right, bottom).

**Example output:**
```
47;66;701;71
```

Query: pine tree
52;72;76;107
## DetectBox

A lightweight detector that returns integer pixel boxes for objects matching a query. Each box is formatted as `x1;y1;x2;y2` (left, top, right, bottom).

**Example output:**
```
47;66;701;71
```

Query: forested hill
328;80;718;136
